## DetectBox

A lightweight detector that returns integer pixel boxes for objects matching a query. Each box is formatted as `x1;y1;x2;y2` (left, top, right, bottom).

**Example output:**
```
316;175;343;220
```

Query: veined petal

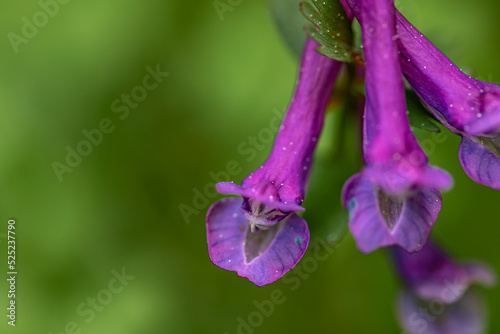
459;136;500;190
206;198;309;286
342;172;442;253
397;290;487;334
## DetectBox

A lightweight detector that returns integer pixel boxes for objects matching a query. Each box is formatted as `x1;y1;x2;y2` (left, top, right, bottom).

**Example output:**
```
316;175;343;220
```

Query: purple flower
395;11;500;190
392;241;496;334
392;241;496;303
206;39;342;286
342;0;452;254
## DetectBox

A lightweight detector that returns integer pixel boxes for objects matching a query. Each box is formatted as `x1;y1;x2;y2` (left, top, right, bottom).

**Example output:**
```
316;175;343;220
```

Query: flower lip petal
459;136;500;190
206;197;309;286
363;163;453;195
463;262;498;288
216;181;305;212
342;171;442;254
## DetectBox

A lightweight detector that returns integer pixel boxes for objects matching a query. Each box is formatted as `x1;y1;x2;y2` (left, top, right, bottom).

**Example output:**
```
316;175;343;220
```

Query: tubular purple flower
206;39;342;286
342;0;452;254
395;11;500;190
392;241;496;334
391;241;496;303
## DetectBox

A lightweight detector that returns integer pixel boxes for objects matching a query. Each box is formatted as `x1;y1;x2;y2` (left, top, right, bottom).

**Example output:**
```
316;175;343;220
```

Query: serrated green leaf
270;0;308;58
406;90;441;133
300;0;354;62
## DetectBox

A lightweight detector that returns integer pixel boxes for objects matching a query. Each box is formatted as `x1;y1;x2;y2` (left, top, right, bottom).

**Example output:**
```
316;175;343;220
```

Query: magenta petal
459;136;500;190
363;163;453;195
216;182;305;213
216;182;245;195
206;198;309;286
397;290;487;334
343;173;441;253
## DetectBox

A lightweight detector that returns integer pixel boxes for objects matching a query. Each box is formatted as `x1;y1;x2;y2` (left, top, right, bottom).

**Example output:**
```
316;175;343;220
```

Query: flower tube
394;10;500;189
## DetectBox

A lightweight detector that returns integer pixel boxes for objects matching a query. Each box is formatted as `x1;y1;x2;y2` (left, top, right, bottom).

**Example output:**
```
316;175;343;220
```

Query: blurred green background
0;0;499;333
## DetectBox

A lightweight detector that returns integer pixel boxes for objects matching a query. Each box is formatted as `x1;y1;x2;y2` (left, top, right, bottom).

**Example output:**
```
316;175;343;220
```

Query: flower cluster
205;0;498;330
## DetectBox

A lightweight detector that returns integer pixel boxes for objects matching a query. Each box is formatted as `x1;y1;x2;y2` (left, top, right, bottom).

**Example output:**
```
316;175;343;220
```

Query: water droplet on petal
295;236;303;245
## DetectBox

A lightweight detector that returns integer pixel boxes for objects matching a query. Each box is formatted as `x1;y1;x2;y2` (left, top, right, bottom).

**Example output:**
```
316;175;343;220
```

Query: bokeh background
1;0;500;333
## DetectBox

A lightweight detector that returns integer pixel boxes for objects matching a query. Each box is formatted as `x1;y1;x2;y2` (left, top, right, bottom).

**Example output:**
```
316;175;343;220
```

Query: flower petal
363;163;453;195
206;198;309;286
343;173;441;253
392;241;496;303
397;290;487;334
459;136;500;190
216;181;305;212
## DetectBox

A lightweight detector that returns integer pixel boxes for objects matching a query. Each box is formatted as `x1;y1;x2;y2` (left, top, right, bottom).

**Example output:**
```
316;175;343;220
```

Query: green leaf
300;0;354;62
406;90;441;133
270;0;308;58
